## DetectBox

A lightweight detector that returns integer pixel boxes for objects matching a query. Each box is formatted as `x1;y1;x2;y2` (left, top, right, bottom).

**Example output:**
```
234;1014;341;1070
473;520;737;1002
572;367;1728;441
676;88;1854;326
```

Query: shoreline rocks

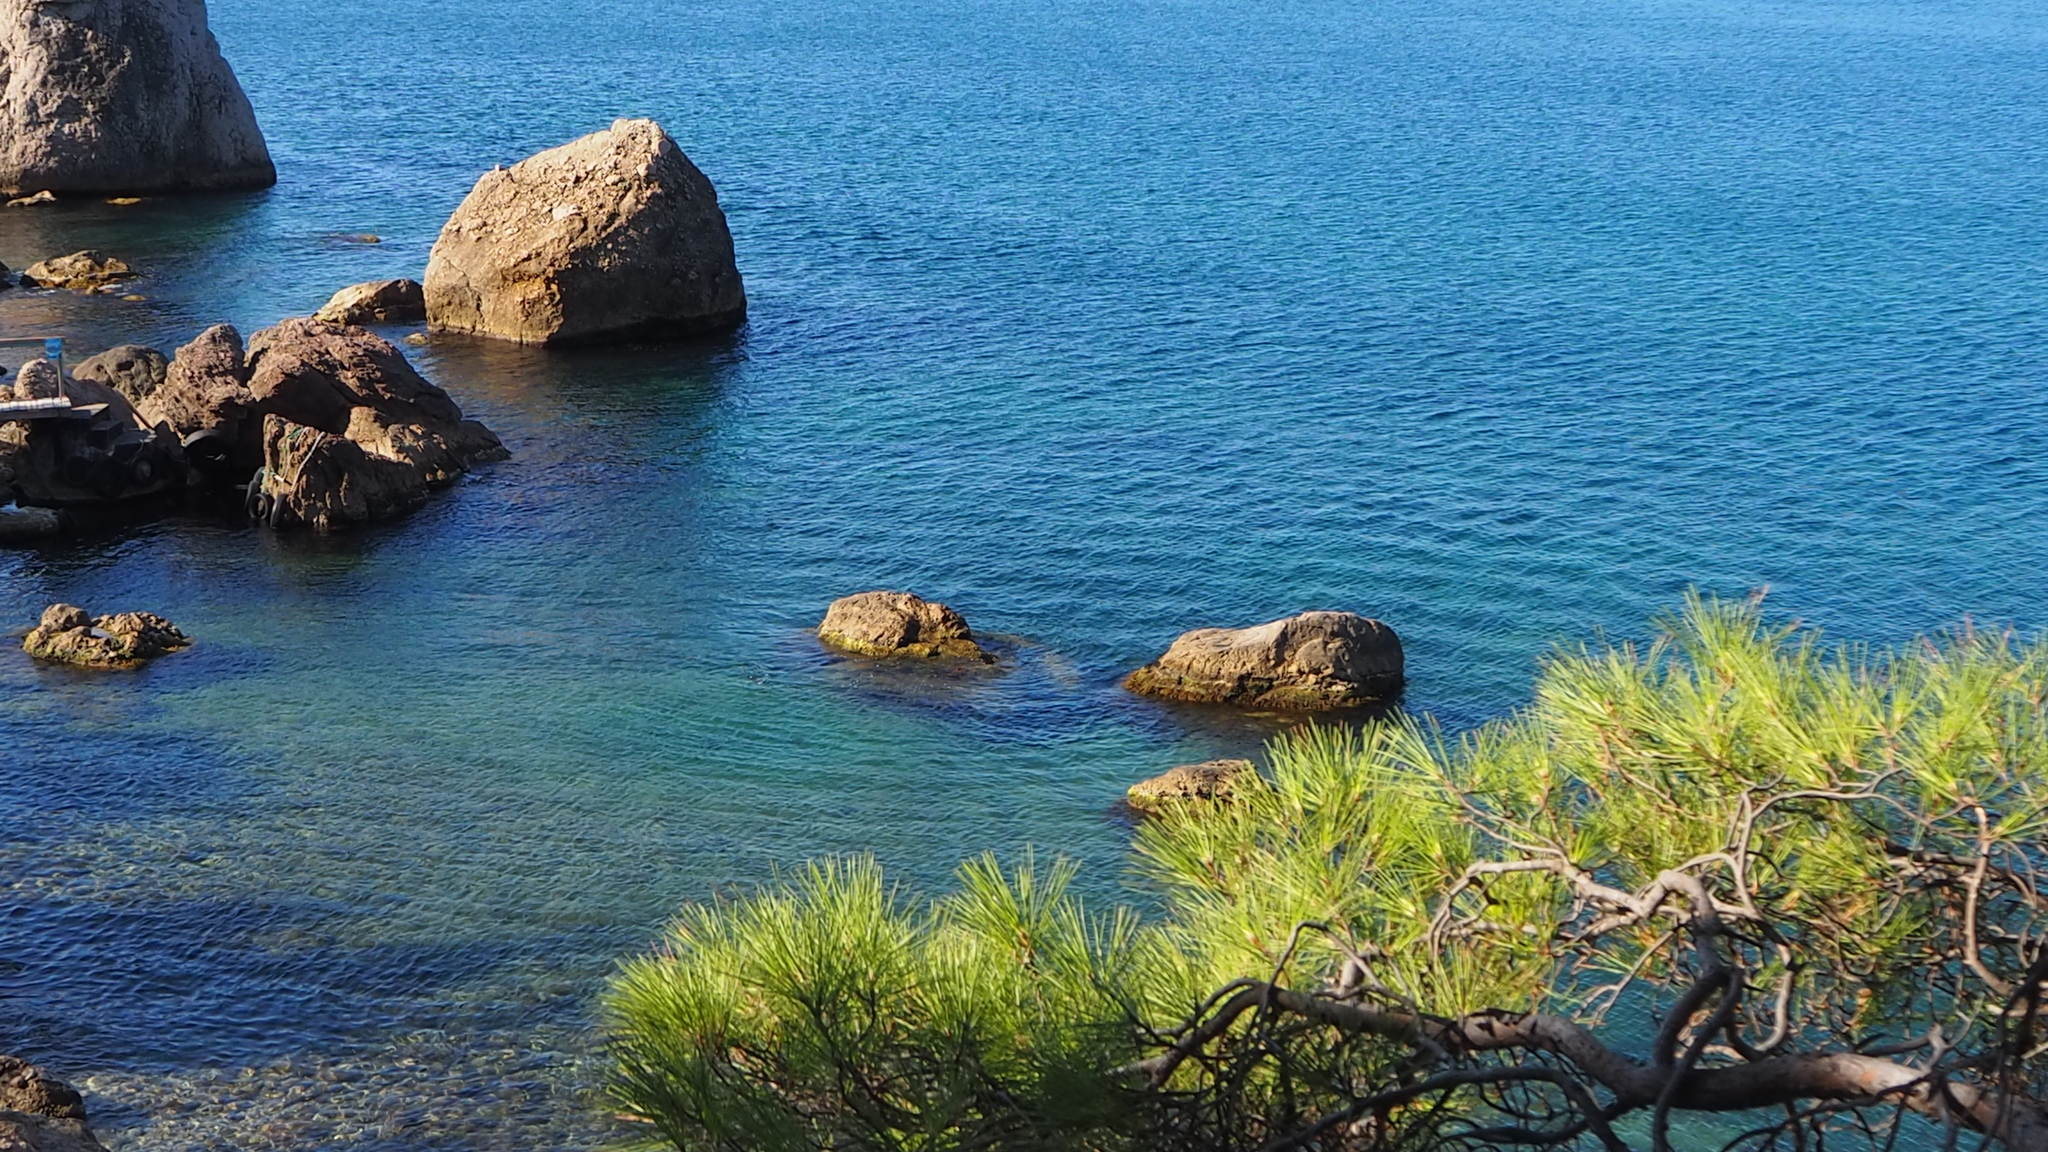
1124;610;1404;710
138;318;506;522
818;591;989;660
23;604;190;667
424;119;746;346
0;1055;105;1152
72;345;170;404
1126;758;1252;812
0;0;274;195
315;279;426;325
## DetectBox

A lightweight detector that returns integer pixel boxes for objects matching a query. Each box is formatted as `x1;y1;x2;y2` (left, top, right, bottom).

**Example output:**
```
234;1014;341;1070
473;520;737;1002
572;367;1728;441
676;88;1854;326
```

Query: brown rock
0;1056;85;1120
12;359;60;401
818;591;988;660
0;1112;105;1152
22;604;190;668
72;345;169;404
253;414;440;530
1126;759;1253;811
140;319;504;492
1124;611;1404;710
20;252;133;291
0;0;273;195
424;119;746;346
314;278;426;325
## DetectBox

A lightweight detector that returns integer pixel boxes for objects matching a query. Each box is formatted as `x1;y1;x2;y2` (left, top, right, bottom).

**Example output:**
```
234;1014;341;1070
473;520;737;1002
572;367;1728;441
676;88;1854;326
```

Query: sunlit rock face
0;0;274;195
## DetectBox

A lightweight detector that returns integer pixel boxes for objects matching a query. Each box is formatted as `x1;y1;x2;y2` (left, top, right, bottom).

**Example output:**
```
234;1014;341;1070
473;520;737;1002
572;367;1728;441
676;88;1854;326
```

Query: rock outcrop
1124;611;1404;709
0;1056;105;1152
424;119;746;346
0;1056;85;1119
0;0;274;195
818;591;989;660
20;251;133;291
72;344;168;403
136;323;250;475
1126;758;1253;811
240;319;505;529
23;603;190;667
139;318;505;509
314;278;425;325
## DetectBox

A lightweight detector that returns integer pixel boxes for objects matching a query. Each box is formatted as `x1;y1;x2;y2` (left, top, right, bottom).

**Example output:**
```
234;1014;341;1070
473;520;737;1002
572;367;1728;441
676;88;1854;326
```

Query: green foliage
607;595;2048;1151
606;854;1156;1152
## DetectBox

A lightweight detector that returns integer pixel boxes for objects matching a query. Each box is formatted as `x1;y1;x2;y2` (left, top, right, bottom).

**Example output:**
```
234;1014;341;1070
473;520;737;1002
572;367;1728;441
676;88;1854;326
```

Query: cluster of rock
22;604;189;668
7;250;137;291
1;320;505;530
0;1056;105;1152
0;0;273;196
813;594;1404;814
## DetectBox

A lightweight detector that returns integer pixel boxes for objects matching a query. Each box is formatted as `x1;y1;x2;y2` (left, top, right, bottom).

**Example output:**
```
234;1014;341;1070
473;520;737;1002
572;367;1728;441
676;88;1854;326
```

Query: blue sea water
2;0;2046;1145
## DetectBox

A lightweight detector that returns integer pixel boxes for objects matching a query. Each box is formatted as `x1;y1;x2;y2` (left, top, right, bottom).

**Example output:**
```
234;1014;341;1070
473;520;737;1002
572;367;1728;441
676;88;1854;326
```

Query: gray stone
1124;611;1405;710
0;0;274;195
72;344;168;403
425;119;745;346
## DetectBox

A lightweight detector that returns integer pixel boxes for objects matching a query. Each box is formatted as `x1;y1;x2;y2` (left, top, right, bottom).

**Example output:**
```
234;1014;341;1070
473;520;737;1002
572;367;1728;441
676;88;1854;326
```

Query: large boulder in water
239;319;506;529
424;118;746;346
0;0;274;195
818;591;989;660
1124;610;1404;710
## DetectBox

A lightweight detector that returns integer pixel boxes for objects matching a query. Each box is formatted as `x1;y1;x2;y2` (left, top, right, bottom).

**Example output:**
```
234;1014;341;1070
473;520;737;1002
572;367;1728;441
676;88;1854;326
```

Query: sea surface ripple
2;0;2046;1146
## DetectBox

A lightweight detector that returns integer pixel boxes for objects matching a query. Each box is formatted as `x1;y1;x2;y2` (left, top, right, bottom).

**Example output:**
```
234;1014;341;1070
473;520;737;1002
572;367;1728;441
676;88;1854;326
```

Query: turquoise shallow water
3;0;2047;1146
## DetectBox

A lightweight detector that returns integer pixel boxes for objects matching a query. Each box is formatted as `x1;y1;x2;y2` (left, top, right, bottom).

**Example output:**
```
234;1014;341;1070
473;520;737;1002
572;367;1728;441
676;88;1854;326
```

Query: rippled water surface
3;0;2046;1146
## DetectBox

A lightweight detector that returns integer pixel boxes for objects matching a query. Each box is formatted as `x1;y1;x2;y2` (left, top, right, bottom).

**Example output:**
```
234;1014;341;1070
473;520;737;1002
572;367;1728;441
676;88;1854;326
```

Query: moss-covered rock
818;591;989;660
1126;758;1253;812
22;603;190;668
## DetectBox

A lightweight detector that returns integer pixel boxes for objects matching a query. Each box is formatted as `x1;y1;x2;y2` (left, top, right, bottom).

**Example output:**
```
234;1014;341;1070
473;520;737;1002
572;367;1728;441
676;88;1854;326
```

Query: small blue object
43;337;61;359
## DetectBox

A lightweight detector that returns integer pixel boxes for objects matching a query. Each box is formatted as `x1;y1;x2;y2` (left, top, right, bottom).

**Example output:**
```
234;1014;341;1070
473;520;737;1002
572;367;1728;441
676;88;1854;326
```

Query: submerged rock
21;251;133;291
1124;610;1404;710
23;603;191;667
1126;758;1253;811
72;344;170;404
424;118;746;346
315;278;426;325
818;591;988;660
0;0;274;195
0;505;65;542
